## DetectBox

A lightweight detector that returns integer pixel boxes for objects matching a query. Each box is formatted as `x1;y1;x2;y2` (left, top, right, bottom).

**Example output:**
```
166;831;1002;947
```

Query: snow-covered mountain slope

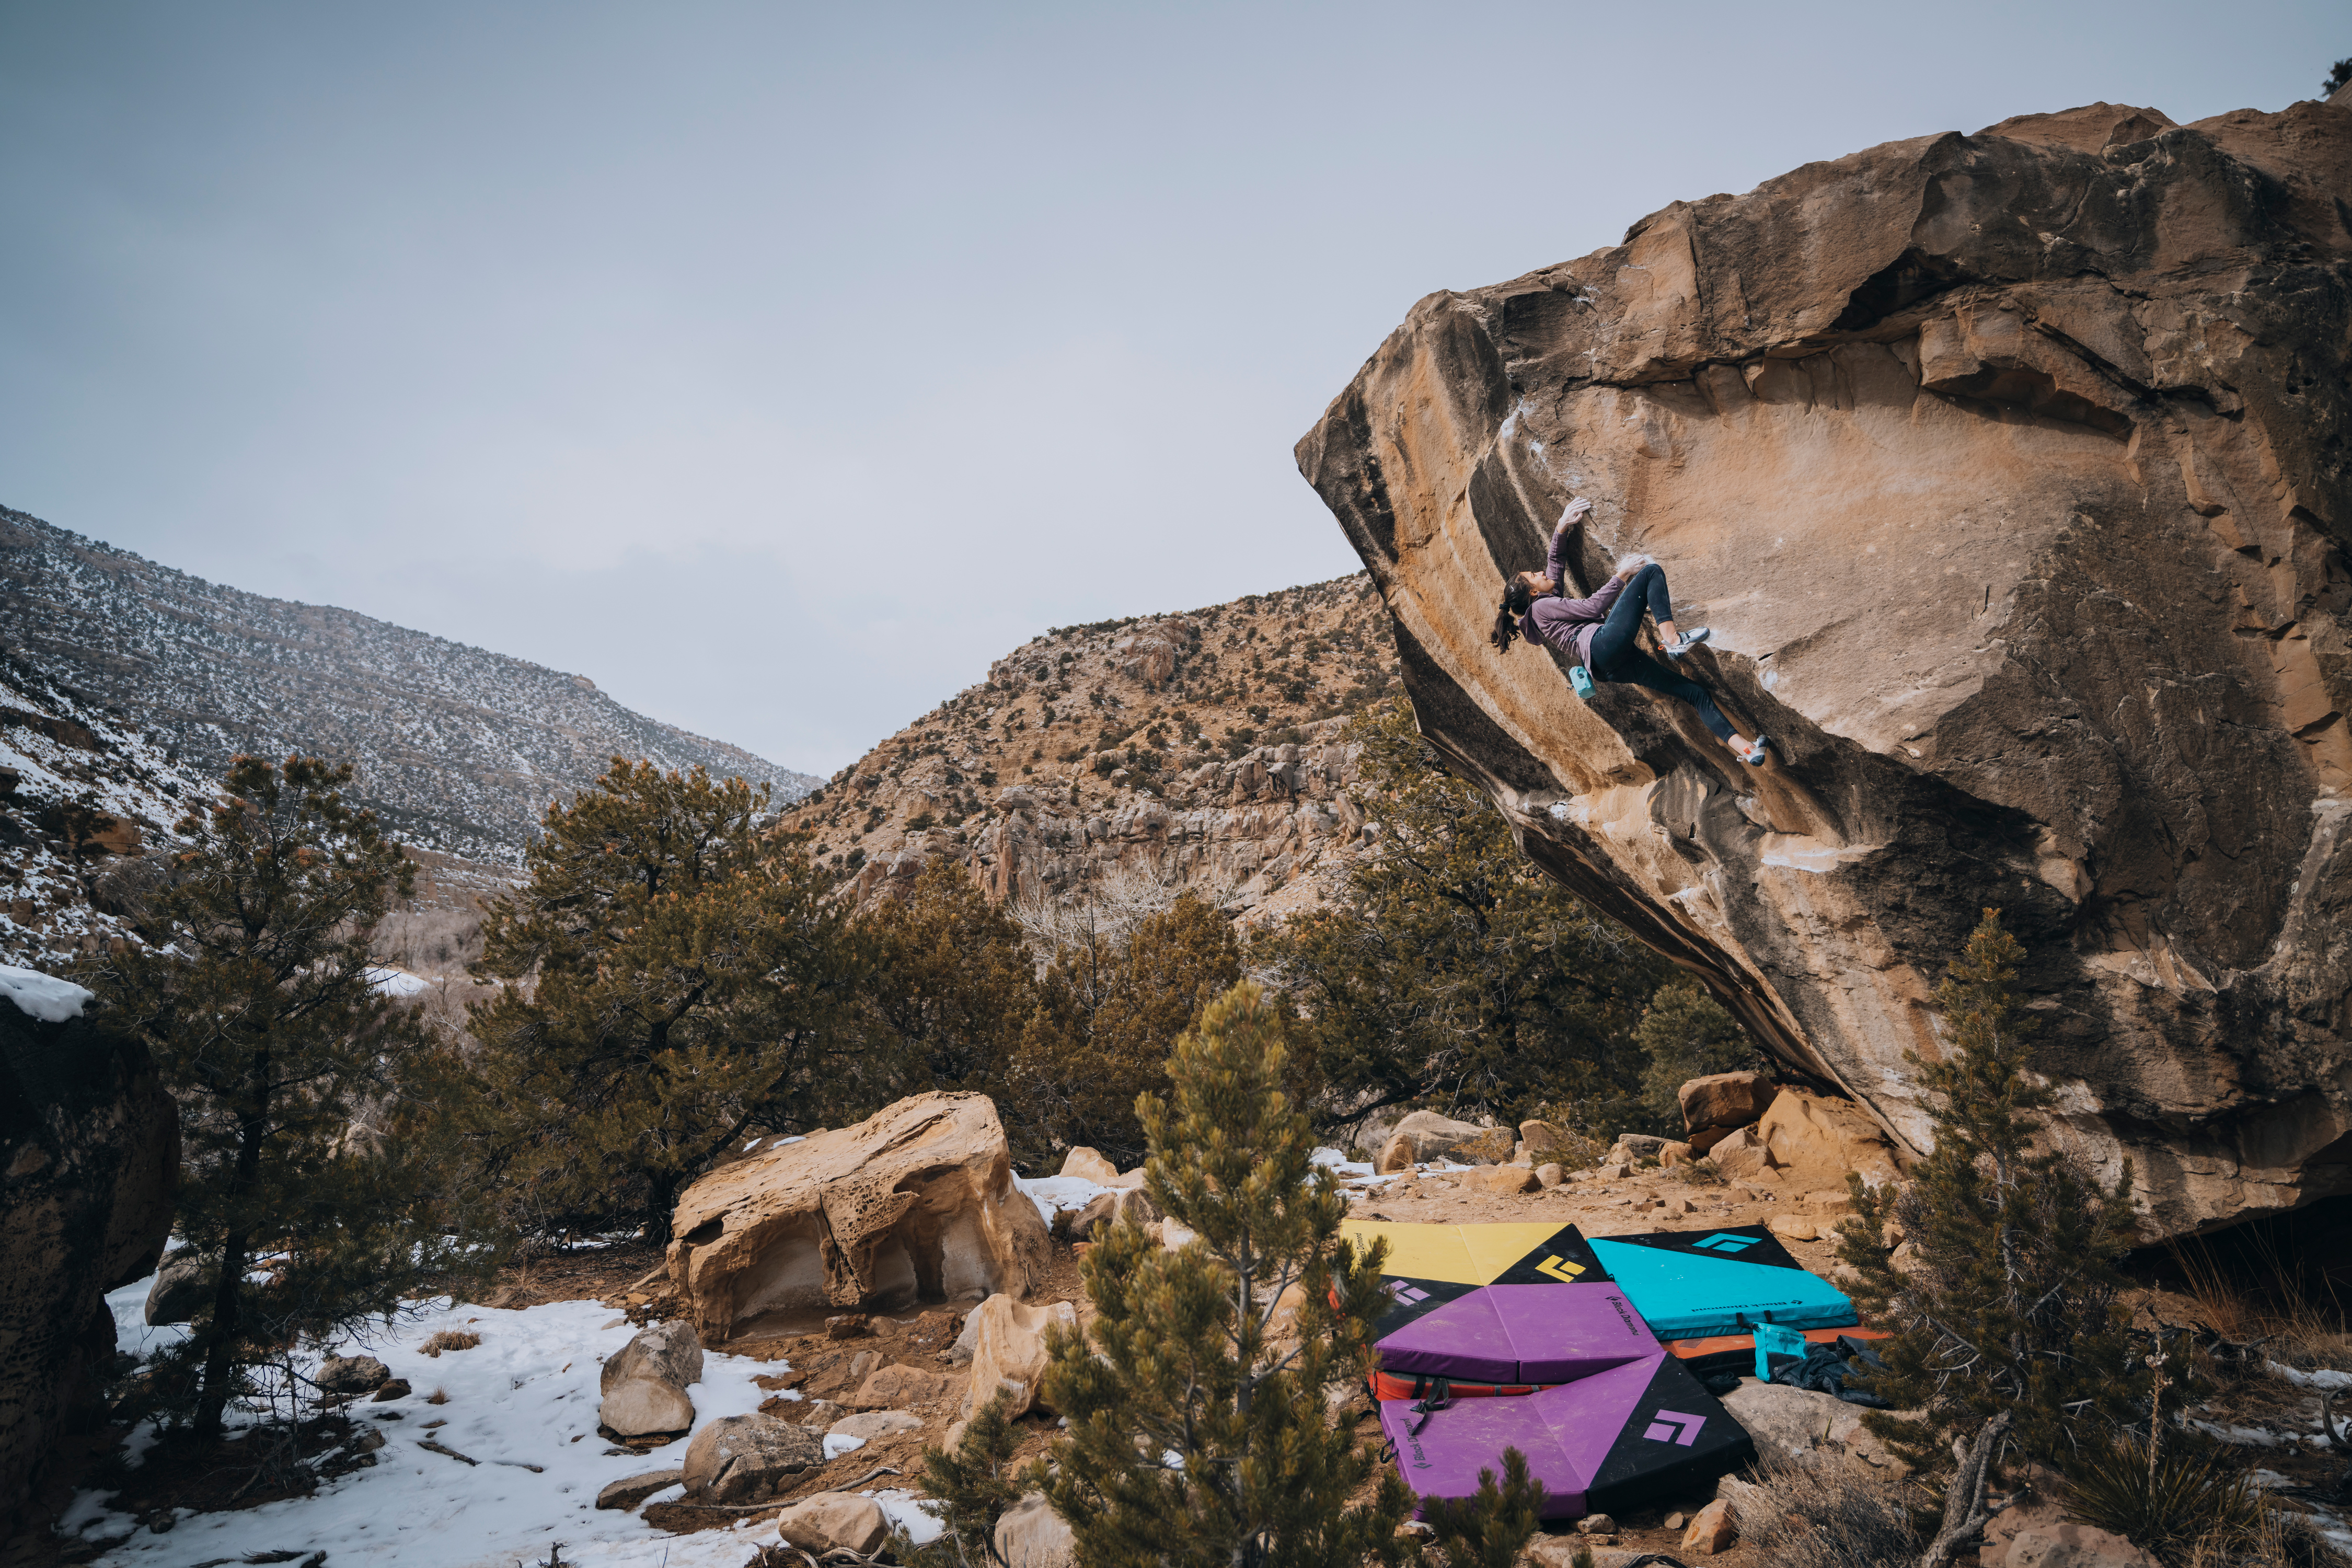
0;506;816;862
0;645;213;967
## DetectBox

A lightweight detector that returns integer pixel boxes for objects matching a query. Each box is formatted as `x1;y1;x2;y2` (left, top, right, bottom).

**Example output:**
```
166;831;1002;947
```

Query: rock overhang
1298;100;2352;1239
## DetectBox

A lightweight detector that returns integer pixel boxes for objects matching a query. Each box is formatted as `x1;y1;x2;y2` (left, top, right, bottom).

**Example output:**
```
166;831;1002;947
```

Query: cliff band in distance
1297;100;2352;1238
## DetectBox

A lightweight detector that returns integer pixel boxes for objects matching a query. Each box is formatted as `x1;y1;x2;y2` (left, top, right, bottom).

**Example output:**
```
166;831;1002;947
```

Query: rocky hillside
0;506;817;863
1298;99;2352;1239
783;575;1400;921
0;645;214;967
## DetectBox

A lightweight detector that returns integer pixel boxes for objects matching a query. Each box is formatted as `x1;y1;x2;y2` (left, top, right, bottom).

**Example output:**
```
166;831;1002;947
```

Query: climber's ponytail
1490;577;1538;655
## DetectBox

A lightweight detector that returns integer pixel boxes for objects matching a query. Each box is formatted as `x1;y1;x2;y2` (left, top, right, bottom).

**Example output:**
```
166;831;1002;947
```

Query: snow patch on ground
1011;1174;1110;1227
77;1279;825;1568
0;962;94;1021
364;966;431;998
2269;1360;2352;1391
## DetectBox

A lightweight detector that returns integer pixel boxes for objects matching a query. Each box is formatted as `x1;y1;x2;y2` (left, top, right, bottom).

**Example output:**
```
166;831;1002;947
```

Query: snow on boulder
666;1091;1051;1340
0;964;94;1023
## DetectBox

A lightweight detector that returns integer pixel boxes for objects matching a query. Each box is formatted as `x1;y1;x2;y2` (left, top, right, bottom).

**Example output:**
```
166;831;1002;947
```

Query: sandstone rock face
1058;1147;1120;1183
1;990;178;1529
667;1092;1051;1340
681;1414;825;1503
1297;99;2352;1238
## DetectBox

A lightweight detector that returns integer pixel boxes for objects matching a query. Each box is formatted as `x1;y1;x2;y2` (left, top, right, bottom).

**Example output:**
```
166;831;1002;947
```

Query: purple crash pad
1375;1284;1655;1384
1379;1352;1754;1520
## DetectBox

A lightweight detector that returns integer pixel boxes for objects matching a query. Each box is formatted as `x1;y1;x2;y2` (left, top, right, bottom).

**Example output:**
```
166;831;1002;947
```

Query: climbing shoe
1665;628;1712;659
1570;665;1596;699
1740;735;1771;766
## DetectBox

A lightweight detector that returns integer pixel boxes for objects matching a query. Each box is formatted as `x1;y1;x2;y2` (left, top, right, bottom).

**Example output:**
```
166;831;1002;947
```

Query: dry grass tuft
419;1330;481;1358
2166;1231;2350;1369
1733;1457;1919;1568
424;1387;448;1405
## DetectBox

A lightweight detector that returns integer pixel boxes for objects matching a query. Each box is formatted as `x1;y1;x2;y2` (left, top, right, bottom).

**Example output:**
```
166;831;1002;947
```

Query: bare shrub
1734;1458;1920;1568
419;1330;480;1358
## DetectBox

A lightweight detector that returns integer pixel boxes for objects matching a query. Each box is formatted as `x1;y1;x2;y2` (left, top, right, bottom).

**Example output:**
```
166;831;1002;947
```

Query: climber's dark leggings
1588;563;1736;743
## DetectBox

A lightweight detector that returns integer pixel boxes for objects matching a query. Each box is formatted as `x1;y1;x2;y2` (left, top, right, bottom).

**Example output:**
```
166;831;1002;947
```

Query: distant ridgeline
0;506;817;864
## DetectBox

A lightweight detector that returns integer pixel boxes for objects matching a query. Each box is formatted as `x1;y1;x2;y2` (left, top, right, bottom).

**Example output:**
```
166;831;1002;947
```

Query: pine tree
1035;979;1419;1568
857;860;1040;1099
89;756;487;1439
462;760;865;1241
1837;909;2145;1560
1253;697;1662;1134
1011;892;1244;1168
1633;979;1765;1126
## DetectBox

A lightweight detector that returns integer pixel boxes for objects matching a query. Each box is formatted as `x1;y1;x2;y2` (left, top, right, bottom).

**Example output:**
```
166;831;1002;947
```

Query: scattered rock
1720;1381;1900;1470
1374;1133;1417;1174
828;1409;923;1441
1658;1142;1693;1167
666;1092;1052;1339
1387;1110;1484;1162
1657;1196;1692;1217
1678;1073;1778;1137
371;1379;411;1402
1994;1520;2162;1567
595;1468;684;1511
144;1251;210;1327
1535;1163;1565;1189
1889;1240;1920;1274
994;1491;1076;1568
851;1363;960;1410
1681;1497;1737;1555
776;1491;891;1555
1707;1126;1772;1182
1663;1512;1687;1530
791;1398;844;1427
681;1413;826;1503
954;1294;1078;1436
1574;1513;1616;1535
600;1377;696;1438
1801;1190;1852;1212
1767;1214;1819;1241
1471;1165;1538;1195
826;1315;871;1340
602;1320;704;1393
1609;1134;1668;1157
1058;1147;1119;1183
317;1355;390;1394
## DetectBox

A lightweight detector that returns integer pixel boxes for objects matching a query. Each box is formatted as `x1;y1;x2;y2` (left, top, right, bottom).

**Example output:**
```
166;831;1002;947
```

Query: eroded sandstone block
667;1092;1051;1340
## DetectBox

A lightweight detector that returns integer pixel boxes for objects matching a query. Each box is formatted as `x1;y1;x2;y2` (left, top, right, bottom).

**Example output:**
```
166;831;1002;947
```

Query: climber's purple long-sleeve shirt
1520;525;1622;666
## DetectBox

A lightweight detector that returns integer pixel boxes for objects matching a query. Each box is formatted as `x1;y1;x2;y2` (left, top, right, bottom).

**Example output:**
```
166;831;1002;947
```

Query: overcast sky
2;4;2341;775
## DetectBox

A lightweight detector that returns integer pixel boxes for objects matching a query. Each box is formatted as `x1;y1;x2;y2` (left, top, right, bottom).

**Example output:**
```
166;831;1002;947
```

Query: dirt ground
19;1175;2347;1567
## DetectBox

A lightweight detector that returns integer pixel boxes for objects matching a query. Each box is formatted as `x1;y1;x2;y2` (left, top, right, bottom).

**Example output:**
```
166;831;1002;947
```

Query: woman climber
1488;497;1770;766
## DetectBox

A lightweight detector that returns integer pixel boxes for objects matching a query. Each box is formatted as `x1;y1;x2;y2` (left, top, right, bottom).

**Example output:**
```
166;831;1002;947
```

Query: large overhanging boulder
667;1091;1051;1340
0;972;178;1528
1296;100;2352;1239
